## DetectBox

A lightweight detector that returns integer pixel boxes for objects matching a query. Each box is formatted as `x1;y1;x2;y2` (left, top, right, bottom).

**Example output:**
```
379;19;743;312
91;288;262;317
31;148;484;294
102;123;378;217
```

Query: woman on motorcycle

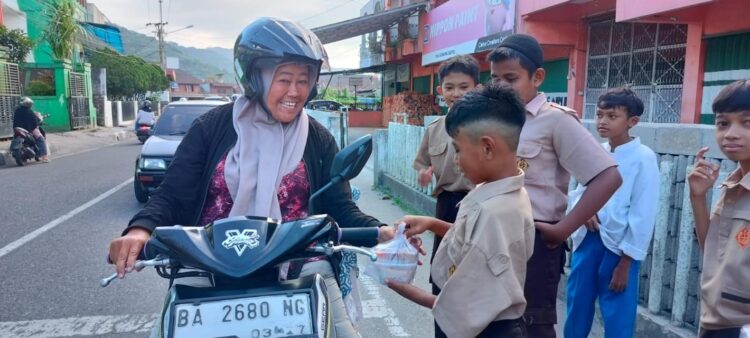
13;97;49;163
108;18;395;337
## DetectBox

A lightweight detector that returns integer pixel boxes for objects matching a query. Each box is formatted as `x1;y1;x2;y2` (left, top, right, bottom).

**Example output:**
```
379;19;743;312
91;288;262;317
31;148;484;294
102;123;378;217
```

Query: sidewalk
0;125;135;167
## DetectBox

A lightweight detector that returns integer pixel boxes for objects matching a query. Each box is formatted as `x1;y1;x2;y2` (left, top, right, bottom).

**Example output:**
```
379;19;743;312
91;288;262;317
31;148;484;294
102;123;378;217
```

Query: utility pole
146;0;167;71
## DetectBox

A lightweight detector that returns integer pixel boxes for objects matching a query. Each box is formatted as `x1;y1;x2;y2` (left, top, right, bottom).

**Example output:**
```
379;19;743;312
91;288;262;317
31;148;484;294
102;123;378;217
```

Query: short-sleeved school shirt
431;172;535;338
517;93;616;222
700;168;750;330
413;116;474;196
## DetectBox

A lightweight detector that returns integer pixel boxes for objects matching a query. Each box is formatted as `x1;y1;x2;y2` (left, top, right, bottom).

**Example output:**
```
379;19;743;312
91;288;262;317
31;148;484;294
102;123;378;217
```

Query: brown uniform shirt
413;116;474;197
700;168;750;330
517;93;616;222
431;172;535;338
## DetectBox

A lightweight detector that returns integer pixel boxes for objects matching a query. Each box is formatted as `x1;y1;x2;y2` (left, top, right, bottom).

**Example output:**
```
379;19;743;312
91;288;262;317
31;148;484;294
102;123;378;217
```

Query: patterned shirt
198;155;310;226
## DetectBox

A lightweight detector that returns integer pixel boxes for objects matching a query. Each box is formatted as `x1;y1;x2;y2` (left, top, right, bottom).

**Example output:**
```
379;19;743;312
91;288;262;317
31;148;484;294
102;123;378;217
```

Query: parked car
306;99;343;111
133;100;226;202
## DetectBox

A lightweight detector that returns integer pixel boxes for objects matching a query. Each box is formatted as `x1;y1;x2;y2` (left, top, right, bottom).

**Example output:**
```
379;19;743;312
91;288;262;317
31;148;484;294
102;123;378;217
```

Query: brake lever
100;257;172;288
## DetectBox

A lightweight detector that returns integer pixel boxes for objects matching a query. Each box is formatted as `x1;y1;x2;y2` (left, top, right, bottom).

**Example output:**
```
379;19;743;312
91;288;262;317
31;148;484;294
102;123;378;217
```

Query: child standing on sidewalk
564;88;660;338
488;34;622;337
688;79;750;338
389;83;534;338
412;54;479;338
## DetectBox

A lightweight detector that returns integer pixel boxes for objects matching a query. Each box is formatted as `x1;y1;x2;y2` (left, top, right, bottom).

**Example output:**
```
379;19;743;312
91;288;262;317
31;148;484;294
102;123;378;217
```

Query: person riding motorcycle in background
108;18;399;337
13;97;49;163
134;100;155;131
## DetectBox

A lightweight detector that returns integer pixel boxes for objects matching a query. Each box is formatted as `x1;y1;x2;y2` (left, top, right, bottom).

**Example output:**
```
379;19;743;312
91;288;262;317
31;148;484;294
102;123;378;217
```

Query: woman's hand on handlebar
108;228;150;278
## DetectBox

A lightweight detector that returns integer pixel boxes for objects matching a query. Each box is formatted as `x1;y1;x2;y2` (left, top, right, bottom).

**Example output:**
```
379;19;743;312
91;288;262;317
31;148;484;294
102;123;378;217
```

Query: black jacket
126;103;383;234
13;106;39;132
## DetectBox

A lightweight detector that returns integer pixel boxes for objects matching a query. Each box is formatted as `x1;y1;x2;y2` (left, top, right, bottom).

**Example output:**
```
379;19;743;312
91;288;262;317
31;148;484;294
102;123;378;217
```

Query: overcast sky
90;0;367;69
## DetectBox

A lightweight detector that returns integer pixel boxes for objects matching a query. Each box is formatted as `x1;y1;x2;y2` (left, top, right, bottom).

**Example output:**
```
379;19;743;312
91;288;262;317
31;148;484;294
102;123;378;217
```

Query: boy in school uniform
564;88;660;338
412;55;479;335
688;79;750;338
488;34;623;337
389;82;535;338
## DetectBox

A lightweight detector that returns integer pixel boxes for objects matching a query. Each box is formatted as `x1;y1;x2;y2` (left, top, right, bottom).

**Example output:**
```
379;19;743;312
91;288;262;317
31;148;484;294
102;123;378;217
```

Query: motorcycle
137;123;153;144
102;135;379;338
10;127;40;166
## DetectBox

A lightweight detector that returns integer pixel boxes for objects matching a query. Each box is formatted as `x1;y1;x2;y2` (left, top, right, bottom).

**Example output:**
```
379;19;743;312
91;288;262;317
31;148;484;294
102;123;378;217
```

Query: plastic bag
364;223;419;285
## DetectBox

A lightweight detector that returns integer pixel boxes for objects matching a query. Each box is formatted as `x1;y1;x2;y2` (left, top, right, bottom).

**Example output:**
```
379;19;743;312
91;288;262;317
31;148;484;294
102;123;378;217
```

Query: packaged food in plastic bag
364;223;419;284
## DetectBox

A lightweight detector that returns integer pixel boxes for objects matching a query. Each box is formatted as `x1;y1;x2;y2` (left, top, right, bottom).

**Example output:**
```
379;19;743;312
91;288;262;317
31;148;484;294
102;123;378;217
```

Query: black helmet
141;101;152;110
233;17;328;104
20;96;33;108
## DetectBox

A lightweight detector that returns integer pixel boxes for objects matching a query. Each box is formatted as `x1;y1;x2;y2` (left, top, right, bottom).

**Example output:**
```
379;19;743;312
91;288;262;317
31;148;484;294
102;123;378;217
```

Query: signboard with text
422;0;516;66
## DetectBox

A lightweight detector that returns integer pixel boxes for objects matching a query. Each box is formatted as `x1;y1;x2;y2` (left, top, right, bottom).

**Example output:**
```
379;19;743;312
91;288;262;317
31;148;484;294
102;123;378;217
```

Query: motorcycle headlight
141;158;166;170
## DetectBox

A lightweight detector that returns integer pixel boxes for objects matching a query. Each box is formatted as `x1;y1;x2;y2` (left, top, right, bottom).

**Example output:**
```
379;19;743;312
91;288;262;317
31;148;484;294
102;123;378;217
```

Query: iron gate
584;20;687;123
0;62;21;138
69;72;90;130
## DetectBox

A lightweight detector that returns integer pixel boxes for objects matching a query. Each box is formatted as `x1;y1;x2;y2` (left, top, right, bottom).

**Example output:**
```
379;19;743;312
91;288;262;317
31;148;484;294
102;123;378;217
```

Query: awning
320;64;386;76
311;1;427;44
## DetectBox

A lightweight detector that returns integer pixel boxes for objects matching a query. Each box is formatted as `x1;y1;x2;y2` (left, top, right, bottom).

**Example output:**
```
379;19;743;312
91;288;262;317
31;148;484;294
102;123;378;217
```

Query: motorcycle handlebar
339;227;379;248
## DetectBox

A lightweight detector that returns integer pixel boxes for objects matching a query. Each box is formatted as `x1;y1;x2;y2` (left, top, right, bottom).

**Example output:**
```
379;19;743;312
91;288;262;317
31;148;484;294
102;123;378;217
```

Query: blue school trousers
564;231;640;338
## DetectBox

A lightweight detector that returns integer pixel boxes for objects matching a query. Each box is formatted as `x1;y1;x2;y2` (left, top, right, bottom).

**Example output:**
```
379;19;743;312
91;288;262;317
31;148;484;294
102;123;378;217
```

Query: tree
89;49;168;100
42;0;88;61
0;26;34;64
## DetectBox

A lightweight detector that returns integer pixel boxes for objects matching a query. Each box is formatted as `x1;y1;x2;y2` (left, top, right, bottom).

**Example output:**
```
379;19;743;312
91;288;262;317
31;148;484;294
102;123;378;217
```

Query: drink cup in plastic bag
365;223;419;284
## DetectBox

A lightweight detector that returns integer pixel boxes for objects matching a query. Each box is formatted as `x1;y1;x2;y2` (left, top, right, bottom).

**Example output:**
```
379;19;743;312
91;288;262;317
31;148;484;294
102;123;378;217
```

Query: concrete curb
0;129;134;167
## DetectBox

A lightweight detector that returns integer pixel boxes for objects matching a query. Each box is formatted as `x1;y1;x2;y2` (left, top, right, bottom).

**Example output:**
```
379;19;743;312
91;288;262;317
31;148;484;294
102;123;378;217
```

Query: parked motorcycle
136;123;153;144
102;135;378;338
10;127;40;166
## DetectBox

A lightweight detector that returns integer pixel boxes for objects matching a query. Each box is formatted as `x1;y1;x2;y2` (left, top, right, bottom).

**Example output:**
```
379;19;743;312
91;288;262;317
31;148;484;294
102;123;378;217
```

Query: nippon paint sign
422;0;515;66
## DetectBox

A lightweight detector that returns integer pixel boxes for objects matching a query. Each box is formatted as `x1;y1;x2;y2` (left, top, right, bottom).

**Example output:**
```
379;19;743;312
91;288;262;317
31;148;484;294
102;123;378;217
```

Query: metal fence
306;108;349;150
376;122;732;333
68;72;90;130
0;61;21;138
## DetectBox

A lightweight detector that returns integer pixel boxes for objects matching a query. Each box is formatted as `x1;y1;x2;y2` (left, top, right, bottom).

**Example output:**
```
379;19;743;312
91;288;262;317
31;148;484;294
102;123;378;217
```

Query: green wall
18;0;97;131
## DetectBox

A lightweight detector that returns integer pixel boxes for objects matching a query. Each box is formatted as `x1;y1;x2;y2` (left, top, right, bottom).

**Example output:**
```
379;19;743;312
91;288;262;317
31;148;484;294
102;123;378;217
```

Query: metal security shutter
584;20;687;123
413;75;431;94
541;59;569;106
700;32;750;124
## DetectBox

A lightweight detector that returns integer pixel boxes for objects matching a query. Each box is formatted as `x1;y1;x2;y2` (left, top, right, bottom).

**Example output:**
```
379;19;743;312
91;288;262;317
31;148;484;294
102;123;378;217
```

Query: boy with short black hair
488;34;623;337
390;82;535;338
564;88;660;338
412;54;480;337
688;79;750;338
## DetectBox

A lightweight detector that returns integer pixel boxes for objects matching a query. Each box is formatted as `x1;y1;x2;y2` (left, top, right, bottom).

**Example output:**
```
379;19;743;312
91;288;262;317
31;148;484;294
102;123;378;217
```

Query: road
0;138;435;338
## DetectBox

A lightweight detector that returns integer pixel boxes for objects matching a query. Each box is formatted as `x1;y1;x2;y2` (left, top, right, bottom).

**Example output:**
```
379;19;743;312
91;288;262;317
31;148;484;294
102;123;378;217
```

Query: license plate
173;293;313;338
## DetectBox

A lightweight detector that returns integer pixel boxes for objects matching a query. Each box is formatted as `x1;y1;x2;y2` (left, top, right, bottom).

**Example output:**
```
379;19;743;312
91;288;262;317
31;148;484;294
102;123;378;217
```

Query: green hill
118;25;234;81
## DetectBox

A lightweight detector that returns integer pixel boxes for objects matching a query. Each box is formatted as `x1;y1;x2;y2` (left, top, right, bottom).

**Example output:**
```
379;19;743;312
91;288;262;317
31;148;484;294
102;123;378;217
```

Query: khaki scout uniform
413;116;474;197
700;169;750;332
518;93;616;326
431;172;535;338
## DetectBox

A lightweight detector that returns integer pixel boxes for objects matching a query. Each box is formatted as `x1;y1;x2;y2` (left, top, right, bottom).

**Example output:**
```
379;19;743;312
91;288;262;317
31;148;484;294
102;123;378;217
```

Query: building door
584;20;687;123
0;61;21;138
68;72;91;130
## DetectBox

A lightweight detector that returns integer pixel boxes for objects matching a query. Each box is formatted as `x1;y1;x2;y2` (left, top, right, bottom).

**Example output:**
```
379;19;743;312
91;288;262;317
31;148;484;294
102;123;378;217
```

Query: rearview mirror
330;135;372;182
307;135;372;215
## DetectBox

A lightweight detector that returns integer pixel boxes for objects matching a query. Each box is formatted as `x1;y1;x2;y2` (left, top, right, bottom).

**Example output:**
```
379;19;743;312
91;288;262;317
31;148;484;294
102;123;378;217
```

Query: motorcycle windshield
146;215;335;278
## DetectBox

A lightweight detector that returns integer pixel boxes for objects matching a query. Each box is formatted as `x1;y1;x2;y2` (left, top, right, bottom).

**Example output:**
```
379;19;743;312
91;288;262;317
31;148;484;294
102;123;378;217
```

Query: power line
299;0;357;23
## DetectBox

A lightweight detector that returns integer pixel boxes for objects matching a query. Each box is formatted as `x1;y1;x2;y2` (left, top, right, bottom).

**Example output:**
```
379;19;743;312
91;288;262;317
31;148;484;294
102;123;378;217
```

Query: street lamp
167;24;194;35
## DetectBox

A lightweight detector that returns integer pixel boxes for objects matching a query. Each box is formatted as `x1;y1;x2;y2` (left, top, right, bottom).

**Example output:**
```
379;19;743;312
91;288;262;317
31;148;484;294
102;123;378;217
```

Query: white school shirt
569;137;660;261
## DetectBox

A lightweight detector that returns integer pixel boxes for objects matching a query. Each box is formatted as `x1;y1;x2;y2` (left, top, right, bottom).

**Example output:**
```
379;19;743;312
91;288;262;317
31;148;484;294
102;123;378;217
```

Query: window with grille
584;20;687;123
